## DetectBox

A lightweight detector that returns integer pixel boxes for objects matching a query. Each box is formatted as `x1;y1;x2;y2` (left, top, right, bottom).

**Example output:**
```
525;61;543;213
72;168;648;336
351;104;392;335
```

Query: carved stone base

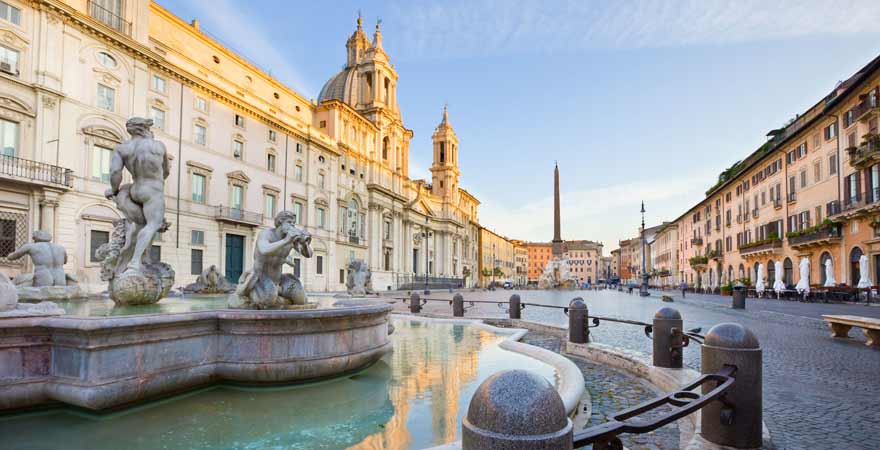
17;285;84;302
227;294;318;310
109;263;175;306
0;301;65;317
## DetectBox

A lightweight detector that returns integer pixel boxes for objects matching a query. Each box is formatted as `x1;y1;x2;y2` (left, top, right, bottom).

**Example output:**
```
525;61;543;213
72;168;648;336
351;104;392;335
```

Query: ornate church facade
0;0;480;292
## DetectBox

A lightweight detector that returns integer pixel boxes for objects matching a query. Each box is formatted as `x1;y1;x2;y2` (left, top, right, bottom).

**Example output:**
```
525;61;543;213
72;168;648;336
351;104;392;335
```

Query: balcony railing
738;238;782;256
0;155;72;187
0;57;18;76
787;192;797;203
339;232;363;245
690;237;703;246
846;134;880;169
751;209;759;219
773;198;782;209
788;222;843;248
88;0;132;36
852;90;879;123
215;206;263;226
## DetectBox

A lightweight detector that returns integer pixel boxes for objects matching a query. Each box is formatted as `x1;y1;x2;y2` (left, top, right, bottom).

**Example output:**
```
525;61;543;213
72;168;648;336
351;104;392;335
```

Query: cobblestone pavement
520;332;680;450
387;289;880;450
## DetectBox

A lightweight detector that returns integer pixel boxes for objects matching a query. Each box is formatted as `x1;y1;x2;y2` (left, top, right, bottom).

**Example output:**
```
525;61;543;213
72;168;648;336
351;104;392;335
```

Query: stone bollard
453;293;465;317
509;294;521;320
463;370;573;450
701;323;762;448
732;282;746;309
409;293;422;314
568;297;588;344
653;307;684;369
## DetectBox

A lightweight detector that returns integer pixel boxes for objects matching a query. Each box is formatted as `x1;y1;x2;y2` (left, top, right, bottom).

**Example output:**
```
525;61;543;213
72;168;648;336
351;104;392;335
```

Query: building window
96;84;115;111
234;114;245;128
384;249;391;271
293;202;303;225
194;124;207;145
296;142;303;153
0;118;17;157
195;96;208;113
90;230;110;262
149;245;161;262
191;249;203;275
151;74;166;93
0;1;21;25
267;153;276;171
231;185;243;210
318;173;325;189
150;107;165;131
268;129;277;142
317;207;326;228
233;140;244;160
295;164;303;181
800;170;807;188
264;194;276;217
829;154;838;175
319;120;326;128
814;161;821;183
191;229;204;244
316;255;323;275
95;51;117;69
91;145;113;182
339;269;345;284
191;173;206;203
384;220;391;240
824;122;837;140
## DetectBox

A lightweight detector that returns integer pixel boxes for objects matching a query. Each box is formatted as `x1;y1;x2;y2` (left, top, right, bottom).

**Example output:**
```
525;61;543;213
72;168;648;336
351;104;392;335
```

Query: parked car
502;281;514;289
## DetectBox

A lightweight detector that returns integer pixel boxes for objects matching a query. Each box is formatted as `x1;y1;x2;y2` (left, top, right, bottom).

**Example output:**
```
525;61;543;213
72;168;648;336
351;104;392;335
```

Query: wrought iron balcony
0;155;73;188
738;238;782;256
852;90;879;123
846;134;880;169
690;237;703;246
339;231;363;245
88;0;132;36
787;192;797;203
215;206;263;226
788;222;842;249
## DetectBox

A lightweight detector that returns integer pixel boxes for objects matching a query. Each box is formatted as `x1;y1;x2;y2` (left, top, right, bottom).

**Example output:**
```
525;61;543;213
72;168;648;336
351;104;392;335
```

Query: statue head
126;117;154;138
32;230;52;243
274;210;297;229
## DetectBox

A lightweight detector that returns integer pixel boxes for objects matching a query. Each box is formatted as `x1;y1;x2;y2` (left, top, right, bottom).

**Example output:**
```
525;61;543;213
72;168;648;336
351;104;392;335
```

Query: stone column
39;194;60;236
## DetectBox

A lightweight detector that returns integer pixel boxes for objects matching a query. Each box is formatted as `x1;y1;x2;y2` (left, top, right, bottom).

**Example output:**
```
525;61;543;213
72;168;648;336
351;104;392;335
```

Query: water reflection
0;318;556;450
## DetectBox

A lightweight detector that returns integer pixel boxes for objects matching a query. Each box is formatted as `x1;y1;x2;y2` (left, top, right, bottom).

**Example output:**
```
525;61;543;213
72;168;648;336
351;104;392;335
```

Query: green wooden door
225;234;245;283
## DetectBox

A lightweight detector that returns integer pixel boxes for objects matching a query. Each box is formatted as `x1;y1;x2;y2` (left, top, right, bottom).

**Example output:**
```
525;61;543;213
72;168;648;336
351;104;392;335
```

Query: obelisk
552;163;563;257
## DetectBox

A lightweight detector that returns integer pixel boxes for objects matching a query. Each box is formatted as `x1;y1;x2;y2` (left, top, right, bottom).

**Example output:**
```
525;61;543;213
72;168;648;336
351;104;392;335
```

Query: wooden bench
822;315;880;348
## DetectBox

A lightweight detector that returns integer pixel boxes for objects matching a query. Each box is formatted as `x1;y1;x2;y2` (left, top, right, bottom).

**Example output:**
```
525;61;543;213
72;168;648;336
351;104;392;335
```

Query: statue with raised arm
95;117;174;305
7;230;82;301
230;211;313;309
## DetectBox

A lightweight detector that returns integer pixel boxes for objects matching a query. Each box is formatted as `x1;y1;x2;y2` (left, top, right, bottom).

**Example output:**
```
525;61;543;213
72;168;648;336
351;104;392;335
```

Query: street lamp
423;216;432;295
639;201;650;297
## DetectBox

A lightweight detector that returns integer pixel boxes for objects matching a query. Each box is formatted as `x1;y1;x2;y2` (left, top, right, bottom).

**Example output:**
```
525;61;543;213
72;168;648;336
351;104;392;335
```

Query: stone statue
346;259;373;296
97;118;174;305
230;211;313;309
7;230;82;301
182;265;236;294
0;272;65;317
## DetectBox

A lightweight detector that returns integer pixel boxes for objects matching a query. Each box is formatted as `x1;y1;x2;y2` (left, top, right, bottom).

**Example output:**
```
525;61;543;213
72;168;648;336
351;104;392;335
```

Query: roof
317;67;356;104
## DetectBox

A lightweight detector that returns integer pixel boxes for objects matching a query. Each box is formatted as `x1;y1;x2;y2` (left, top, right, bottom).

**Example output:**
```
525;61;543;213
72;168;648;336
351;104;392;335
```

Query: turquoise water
0;318;557;450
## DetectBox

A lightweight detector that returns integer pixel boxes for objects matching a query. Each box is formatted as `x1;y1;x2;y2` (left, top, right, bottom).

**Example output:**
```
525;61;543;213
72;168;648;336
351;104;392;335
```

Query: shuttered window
191;249;203;275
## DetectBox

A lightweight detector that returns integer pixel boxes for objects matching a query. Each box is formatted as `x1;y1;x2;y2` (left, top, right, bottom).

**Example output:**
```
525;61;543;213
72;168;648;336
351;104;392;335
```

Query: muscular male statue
7;230;67;287
237;211;313;308
104;118;170;273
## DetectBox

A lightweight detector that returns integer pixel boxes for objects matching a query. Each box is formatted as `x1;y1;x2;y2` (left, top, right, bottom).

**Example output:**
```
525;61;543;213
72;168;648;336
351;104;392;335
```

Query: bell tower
430;105;460;199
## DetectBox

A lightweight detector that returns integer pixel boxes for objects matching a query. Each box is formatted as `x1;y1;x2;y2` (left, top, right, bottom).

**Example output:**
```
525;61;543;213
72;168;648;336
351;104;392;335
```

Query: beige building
511;239;528;287
562;240;603;286
0;0;481;292
478;227;514;287
673;53;880;291
650;223;678;287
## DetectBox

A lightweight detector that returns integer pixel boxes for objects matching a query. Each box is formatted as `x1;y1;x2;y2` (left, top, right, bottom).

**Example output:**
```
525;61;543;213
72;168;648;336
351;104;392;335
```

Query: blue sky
158;0;880;250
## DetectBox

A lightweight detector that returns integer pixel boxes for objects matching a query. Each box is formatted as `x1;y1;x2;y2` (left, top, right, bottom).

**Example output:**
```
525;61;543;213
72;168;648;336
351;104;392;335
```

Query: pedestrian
680;281;686;298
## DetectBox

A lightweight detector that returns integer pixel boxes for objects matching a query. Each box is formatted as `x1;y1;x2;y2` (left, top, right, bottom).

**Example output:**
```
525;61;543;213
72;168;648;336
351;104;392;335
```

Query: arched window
820;252;832;285
346;198;361;239
738;263;745;281
850;247;864;286
767;260;776;285
753;262;760;283
727;265;733;283
382;137;389;160
783;258;793;287
439;142;445;163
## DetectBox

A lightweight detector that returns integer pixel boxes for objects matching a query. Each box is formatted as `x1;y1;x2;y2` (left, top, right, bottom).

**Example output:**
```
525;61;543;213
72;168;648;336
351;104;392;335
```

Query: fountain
538;257;579;289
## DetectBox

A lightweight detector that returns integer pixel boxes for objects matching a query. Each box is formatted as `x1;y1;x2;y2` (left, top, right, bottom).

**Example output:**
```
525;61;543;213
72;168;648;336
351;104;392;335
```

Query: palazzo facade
0;0;480;292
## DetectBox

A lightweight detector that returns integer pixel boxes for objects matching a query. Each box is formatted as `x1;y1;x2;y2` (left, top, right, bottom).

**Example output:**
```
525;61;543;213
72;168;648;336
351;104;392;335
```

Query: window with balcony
0;44;17;77
89;0;130;35
91;145;113;183
191;173;206;203
845;172;861;206
96;84;115;111
0;118;17;157
194;124;206;146
230;185;243;210
0;1;21;25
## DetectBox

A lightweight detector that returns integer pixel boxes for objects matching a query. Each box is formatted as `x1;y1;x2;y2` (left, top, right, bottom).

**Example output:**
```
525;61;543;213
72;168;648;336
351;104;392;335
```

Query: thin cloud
389;0;880;59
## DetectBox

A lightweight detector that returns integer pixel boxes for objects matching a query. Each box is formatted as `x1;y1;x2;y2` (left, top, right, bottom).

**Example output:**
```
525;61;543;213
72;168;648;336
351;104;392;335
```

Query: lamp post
640;201;650;297
423;216;431;295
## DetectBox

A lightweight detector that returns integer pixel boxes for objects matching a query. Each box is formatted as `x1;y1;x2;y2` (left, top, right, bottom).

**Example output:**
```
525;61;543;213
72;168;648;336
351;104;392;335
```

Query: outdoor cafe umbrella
857;254;872;288
773;261;785;294
755;263;766;295
796;257;810;294
824;258;836;287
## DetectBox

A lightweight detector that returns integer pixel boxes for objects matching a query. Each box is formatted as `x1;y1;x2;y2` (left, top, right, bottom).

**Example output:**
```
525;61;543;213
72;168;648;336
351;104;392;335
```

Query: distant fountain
538;257;578;289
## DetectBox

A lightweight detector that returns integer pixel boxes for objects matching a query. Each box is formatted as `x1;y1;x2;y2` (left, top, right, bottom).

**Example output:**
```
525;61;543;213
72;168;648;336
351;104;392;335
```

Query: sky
158;0;880;250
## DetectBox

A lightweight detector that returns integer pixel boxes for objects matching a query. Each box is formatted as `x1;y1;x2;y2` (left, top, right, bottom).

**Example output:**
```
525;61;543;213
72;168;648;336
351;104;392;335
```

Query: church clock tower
430;106;460;199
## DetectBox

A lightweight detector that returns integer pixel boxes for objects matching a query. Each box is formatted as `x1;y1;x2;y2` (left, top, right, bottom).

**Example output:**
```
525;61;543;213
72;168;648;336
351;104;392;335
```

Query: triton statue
8;230;82;301
96;118;174;305
346;259;374;296
183;265;236;294
231;211;313;309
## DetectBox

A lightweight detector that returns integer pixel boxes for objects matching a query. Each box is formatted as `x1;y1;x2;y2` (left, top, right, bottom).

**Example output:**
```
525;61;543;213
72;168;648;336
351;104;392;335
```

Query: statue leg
126;196;164;272
279;274;306;305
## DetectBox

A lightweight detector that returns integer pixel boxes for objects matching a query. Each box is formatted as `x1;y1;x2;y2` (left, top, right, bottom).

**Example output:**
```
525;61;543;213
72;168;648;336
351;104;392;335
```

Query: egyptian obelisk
552;163;563;257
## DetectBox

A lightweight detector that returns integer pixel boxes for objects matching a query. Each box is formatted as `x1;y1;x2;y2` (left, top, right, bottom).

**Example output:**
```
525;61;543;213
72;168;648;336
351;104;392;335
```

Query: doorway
225;234;245;283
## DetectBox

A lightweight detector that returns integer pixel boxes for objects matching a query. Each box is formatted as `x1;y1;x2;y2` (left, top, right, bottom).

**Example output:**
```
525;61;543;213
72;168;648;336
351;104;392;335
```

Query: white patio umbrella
773;261;785;294
796;257;810;294
755;263;766;295
824;258;836;287
857;254;872;288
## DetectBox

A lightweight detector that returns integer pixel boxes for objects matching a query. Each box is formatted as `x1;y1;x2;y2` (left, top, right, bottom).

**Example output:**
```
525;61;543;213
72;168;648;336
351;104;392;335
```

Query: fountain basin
0;299;392;412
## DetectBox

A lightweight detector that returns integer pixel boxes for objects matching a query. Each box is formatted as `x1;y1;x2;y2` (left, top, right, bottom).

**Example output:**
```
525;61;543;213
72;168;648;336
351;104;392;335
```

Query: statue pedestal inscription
96;118;175;306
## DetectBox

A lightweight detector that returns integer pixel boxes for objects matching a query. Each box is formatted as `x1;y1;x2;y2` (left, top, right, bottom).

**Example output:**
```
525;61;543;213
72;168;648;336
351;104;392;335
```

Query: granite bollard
568;297;588;344
653;307;685;368
509;294;521;319
452;293;465;317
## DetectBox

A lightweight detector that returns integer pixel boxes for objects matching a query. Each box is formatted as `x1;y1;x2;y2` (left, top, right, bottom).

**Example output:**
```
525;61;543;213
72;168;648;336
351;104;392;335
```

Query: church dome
317;67;356;103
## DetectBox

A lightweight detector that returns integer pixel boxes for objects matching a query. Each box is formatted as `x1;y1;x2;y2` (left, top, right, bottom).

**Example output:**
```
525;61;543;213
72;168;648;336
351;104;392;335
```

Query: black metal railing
395;274;465;289
788;223;842;247
215;206;263;224
88;0;132;35
0;155;72;187
827;200;841;216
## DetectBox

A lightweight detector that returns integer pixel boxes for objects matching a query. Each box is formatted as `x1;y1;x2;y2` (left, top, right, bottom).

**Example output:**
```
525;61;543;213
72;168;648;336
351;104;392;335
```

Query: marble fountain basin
0;297;392;412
